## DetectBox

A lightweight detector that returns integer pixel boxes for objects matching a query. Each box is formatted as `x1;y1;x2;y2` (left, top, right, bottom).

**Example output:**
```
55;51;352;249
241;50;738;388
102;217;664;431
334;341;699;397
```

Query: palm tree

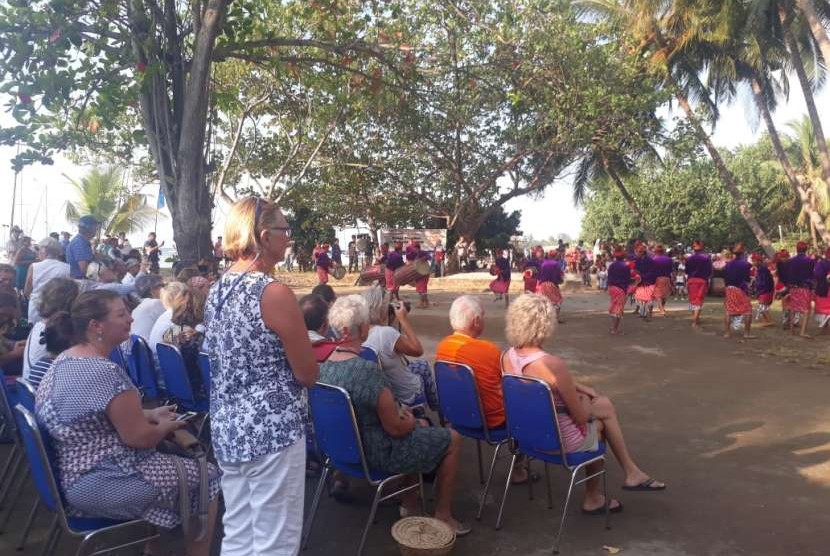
794;0;830;83
64;166;161;237
784;116;830;229
579;0;776;255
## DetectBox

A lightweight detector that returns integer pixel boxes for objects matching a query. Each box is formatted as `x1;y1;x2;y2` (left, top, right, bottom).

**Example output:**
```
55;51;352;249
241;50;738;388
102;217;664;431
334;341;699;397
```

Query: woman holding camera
360;285;438;410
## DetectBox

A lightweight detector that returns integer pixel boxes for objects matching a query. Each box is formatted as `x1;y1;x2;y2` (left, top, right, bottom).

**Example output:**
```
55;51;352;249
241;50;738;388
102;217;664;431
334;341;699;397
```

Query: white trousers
219;438;306;556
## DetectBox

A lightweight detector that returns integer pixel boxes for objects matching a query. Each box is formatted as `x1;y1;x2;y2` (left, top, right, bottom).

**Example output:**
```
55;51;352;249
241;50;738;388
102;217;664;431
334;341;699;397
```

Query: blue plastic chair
497;374;609;553
156;343;208;413
13;404;158;556
127;335;161;399
302;382;425;556
109;344;128;371
434;360;509;521
358;345;379;365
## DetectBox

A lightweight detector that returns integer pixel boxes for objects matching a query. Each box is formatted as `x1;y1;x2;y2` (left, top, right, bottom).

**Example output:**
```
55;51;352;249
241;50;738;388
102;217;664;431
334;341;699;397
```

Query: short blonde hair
328;295;370;338
160;281;188;310
361;284;390;325
223;196;284;261
505;294;556;348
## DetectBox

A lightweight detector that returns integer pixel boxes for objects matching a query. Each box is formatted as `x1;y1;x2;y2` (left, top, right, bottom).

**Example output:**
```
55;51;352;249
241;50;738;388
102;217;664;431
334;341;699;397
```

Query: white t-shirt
27;259;71;323
22;321;49;380
131;298;166;341
148;309;173;353
363;325;422;403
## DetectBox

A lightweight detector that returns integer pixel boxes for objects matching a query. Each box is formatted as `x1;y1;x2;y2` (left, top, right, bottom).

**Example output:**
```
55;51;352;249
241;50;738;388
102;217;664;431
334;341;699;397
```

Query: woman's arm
376;388;416;438
108;390;184;449
23;266;33;298
526;355;592;425
261;281;319;387
392;306;423;357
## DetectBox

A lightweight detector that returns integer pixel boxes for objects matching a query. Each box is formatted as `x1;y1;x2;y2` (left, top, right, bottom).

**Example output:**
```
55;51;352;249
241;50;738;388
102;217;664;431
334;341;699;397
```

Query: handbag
157;425;210;541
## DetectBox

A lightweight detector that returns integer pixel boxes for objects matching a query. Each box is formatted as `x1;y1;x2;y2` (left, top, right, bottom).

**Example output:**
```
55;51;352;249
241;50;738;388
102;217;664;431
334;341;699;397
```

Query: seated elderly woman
161;285;208;400
360;285;438;411
502;294;666;515
320;295;469;535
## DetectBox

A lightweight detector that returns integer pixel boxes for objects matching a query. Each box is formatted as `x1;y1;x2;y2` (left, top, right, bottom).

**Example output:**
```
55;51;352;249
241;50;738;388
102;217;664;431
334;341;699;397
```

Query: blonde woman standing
203;197;318;556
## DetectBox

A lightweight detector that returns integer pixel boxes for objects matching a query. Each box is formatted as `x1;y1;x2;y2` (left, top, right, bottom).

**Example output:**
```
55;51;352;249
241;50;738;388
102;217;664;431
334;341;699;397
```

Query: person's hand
161;418;187;435
579;385;598;399
393;303;409;323
10;341;26;358
149;405;177;424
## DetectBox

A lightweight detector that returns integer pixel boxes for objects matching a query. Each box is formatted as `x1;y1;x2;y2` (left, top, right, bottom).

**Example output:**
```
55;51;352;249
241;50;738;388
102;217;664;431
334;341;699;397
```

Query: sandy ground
3;272;829;555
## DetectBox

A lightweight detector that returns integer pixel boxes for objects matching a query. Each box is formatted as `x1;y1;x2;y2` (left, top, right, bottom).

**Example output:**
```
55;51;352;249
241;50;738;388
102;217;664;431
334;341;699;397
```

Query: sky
0;84;828;248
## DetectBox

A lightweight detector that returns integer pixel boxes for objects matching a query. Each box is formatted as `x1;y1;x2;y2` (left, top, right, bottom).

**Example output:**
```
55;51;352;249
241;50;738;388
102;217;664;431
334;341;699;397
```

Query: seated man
435;295;532;484
300;293;338;362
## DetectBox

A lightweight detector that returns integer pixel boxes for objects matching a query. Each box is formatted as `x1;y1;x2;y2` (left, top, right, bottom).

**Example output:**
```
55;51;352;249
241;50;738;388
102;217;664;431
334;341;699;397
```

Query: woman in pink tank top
503;294;666;515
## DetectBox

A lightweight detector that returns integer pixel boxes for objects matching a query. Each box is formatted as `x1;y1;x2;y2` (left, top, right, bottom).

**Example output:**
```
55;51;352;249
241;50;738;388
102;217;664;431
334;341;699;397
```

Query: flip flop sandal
454;521;473;537
510;471;541;485
622;477;666;491
582;500;623;516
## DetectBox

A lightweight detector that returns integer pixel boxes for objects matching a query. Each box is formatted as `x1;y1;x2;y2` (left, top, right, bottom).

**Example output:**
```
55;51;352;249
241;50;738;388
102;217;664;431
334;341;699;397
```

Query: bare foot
742;334;757;340
582;495;623;514
800;333;814;339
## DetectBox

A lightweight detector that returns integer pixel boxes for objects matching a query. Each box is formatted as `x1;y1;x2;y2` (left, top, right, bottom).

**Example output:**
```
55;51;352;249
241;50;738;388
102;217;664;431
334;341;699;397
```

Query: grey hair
328;294;370;338
449;295;484;331
361;284;390;325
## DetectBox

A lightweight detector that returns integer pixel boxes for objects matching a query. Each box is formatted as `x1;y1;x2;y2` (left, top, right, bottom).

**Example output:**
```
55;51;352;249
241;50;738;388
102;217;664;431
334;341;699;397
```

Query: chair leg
39;518;59;556
357;483;385;556
301;465;331;551
476;440;484;484
602;460;611;531
527;459;534;501
0;451;21;509
494;453;518;530
544;463;553;510
418;475;427;516
0;467;28;532
16;499;39;550
0;446;17;498
476;441;505;521
553;469;579;555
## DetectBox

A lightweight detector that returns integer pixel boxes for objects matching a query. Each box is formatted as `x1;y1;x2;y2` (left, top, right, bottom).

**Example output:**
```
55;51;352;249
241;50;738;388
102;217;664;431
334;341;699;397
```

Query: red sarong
316;266;329;284
654;276;672;300
814;294;830;315
725;286;752;316
385;267;398;293
536;281;562;306
523;277;537;292
757;292;774;306
415;274;429;294
634;284;655;303
789;287;812;313
688;277;708;309
608;286;626;317
490;278;510;294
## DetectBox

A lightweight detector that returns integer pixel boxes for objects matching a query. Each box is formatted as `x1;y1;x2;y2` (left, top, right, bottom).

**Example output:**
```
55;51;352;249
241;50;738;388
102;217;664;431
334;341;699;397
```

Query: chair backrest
16;377;36;413
197;353;211;399
13;404;62;514
308;382;370;478
434;360;486;431
358;345;380;366
129;335;160;399
502;374;567;462
156;343;196;408
109;345;128;371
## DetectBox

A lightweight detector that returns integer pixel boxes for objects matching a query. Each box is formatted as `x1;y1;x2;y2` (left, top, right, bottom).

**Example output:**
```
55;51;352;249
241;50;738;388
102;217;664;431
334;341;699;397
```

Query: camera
388;301;412;322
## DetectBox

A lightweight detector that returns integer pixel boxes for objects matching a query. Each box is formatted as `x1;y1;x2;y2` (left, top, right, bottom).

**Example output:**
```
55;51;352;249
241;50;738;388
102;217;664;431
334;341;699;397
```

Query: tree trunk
672;82;775;256
796;0;830;75
780;6;830;195
750;74;830;244
601;156;656;242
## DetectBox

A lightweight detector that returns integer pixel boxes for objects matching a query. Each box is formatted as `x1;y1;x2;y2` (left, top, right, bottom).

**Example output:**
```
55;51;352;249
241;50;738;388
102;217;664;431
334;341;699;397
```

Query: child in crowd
674;259;687;300
596;257;608;290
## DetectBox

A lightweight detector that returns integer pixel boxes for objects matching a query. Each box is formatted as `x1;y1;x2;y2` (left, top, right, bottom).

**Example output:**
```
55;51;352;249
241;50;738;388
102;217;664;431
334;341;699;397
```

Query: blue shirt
66;234;94;279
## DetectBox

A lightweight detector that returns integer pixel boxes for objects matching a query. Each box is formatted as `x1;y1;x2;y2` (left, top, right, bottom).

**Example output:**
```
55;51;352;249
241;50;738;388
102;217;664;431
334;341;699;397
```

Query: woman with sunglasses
203;197;318;556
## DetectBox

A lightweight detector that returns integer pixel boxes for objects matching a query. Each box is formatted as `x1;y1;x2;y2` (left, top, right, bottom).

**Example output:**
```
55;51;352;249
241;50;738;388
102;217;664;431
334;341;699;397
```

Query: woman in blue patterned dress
35;289;221;556
203;197;318;556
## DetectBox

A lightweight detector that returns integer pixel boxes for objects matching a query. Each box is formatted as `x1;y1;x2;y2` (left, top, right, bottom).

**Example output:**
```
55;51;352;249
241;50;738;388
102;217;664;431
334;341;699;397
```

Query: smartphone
175;411;199;422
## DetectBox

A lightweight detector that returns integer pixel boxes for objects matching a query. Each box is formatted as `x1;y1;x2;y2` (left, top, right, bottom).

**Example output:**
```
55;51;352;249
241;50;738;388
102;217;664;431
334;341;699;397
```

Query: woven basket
391;517;456;556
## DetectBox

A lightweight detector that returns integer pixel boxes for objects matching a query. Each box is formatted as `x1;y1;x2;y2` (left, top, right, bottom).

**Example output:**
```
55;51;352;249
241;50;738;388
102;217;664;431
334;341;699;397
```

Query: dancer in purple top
651;245;673;317
607;246;633;335
751;253;774;327
489;249;512;307
385;242;405;301
722;243;756;339
685;240;713;328
813;248;830;333
633;242;655;320
784;241;814;338
536;250;564;322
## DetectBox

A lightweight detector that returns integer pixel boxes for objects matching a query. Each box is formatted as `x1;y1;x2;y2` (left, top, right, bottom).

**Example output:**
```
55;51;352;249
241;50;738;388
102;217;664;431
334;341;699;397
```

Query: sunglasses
254;198;292;238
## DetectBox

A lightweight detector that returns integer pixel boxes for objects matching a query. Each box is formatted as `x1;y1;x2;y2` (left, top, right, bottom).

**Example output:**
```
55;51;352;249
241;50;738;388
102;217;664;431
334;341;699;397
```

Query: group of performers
605;239;830;339
378;240;432;308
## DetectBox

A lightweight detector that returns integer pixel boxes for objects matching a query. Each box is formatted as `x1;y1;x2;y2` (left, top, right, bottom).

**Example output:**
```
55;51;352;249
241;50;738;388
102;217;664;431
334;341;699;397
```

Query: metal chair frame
0;373;30;548
434;359;510;521
302;382;425;556
496;374;610;554
13;404;159;556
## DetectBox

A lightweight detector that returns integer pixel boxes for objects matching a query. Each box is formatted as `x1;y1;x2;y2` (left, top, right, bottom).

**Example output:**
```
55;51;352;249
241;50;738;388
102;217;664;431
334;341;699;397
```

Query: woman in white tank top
25;238;70;324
